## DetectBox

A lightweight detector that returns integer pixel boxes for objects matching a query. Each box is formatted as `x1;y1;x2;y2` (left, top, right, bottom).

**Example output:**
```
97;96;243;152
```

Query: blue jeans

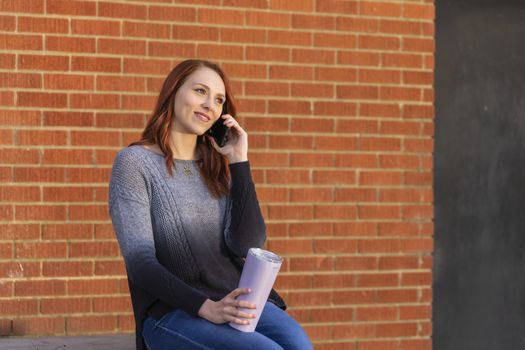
142;302;313;350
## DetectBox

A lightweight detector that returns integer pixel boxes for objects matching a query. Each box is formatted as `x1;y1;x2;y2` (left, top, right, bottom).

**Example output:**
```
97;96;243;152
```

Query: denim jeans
142;301;313;350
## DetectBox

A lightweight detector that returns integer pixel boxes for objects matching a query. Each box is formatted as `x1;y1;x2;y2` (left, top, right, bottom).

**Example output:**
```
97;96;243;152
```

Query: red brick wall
0;1;434;348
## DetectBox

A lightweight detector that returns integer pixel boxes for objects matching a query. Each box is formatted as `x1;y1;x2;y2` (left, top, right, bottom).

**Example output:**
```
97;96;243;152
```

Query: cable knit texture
108;145;285;350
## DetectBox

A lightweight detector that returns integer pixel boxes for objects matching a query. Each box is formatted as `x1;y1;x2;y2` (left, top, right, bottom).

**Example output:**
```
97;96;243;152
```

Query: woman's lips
195;112;210;122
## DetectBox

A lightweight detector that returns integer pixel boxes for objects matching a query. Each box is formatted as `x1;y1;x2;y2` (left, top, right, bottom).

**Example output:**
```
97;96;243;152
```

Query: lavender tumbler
229;248;283;332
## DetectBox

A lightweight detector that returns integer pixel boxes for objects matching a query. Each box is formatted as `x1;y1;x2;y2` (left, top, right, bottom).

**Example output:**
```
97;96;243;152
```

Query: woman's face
172;66;226;136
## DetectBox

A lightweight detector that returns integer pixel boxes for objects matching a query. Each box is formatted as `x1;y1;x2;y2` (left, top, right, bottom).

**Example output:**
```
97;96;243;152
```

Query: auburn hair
129;59;236;199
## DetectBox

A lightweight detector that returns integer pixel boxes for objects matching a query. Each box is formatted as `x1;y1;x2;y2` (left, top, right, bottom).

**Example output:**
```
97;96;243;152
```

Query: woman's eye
217;98;224;104
195;88;206;94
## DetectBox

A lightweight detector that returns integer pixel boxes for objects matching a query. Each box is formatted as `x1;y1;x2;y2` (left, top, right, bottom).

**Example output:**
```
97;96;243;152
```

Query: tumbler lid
248;248;283;263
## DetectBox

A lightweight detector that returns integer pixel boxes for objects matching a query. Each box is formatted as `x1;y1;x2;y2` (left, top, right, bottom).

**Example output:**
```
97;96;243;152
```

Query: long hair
129;59;236;198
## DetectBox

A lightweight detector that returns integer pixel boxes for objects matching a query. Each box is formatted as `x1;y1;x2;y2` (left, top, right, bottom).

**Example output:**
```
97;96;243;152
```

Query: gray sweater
108;145;285;350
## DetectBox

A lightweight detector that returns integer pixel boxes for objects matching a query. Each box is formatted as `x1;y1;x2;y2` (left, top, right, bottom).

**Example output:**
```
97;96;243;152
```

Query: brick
96;113;144;128
99;2;147;20
0;53;15;69
70;131;121;147
333;323;375;339
361;2;402;18
336;119;379;133
270;65;313;80
403;38;435;53
271;0;313;11
18;16;68;33
44;73;94;90
0;148;39;164
43;186;94;202
12;317;65;335
0;243;13;259
404;3;435;20
359;205;401;220
313;170;356;185
245;81;289;97
359;35;400;50
0;91;15;106
290;188;333;202
0;72;41;89
93;296;131;313
337;85;379;100
313;274;355;288
72;56;121;73
247;46;290;62
42;223;93;240
288;290;332;306
67;315;118;333
69;204;110;221
0;33;42;50
314;205;357;220
71;19;121;36
356;306;398;321
314;135;359;151
291;83;333;98
360;103;401;118
95;76;142;93
43;149;93;165
0;186;40;202
98;38;146;56
383;53;423;68
47;0;95;15
0;300;38;316
0;16;16;32
292;48;335;64
314;101;357;116
0;110;40;126
244;117;289;132
376;322;417;337
290;153;334;167
316;0;358;14
221;28;266;44
15;280;66;297
360;137;401;151
291;118;334;132
197;43;242;60
17;130;67;146
359;69;401;84
15;242;67;259
314;239;357;254
335;188;376;202
269;135;313;150
268;100;311;115
380;19;422;35
292;14;334;30
289;222;333;238
377;289;418;303
15;204;67;221
268;30;311;46
360;171;402;185
315;67;357;82
41;298;91;314
0;224;39;240
69;241;119;258
378;222;419;237
149;6;196;21
46;36;95;53
67;278;120;295
95;260;126;276
18;54;69;71
246;11;291;28
380;188;432;202
335;256;377;270
43;261;93;277
0;0;44;13
17;92;67;108
223;0;267;8
268;205;313;220
336;154;378;168
274;274;312;289
121;94;156;111
334;222;377;237
70;93;120;110
123;21;170;39
399;305;431;320
337;17;380;33
14;167;66;183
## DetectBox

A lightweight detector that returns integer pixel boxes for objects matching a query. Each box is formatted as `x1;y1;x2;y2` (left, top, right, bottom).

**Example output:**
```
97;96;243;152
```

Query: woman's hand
197;288;257;325
209;114;248;164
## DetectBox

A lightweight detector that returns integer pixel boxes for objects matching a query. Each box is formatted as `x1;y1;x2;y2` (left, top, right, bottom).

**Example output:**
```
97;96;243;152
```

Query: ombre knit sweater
108;145;285;350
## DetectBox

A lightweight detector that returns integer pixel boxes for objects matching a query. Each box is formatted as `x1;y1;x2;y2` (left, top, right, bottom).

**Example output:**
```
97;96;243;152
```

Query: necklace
183;165;192;176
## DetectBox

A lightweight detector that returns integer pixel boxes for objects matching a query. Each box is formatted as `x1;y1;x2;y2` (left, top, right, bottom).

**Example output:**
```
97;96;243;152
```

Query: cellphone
207;112;230;147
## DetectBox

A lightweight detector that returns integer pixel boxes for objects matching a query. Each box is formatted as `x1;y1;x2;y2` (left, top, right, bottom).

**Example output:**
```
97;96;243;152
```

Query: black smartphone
207;112;230;147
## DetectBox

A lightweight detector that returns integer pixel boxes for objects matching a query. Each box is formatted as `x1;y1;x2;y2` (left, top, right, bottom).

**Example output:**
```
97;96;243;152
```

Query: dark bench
0;334;135;350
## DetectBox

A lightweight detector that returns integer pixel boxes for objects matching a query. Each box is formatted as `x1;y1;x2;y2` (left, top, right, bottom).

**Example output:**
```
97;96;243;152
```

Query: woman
108;59;313;350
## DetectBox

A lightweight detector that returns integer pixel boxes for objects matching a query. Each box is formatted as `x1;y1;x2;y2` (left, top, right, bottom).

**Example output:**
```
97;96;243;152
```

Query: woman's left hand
209;114;248;163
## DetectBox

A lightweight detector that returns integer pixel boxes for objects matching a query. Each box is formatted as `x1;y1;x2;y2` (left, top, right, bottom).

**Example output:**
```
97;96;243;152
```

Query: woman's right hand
197;288;257;325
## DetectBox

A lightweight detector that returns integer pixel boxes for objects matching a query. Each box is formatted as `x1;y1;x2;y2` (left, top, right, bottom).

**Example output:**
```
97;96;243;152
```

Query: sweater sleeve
108;149;209;316
223;160;266;258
